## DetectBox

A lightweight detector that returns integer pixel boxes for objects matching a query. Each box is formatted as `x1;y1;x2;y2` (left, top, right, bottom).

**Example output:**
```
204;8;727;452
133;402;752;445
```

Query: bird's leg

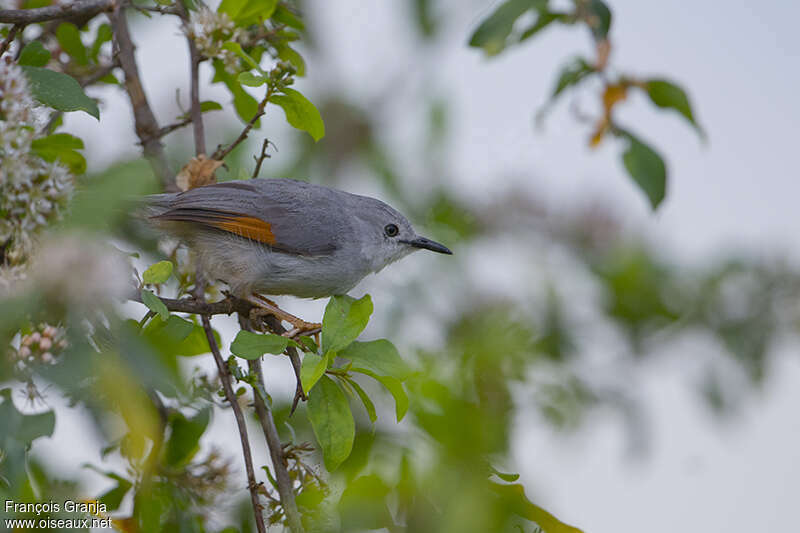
245;293;322;339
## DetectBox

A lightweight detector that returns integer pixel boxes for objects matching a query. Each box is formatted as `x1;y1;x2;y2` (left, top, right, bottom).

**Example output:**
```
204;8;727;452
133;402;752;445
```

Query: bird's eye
384;224;399;237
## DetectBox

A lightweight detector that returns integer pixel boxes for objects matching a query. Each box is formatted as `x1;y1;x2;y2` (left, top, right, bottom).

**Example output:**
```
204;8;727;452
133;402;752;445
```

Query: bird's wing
150;180;341;256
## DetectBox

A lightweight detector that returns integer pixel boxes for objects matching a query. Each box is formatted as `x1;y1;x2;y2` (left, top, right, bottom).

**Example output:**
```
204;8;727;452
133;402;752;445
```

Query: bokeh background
15;1;800;532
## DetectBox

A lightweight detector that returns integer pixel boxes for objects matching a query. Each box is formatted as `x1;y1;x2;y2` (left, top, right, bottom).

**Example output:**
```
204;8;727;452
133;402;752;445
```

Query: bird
144;177;452;334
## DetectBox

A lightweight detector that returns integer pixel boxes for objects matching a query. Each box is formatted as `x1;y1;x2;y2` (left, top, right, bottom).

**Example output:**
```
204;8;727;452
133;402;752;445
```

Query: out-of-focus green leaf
21;66;99;119
491;482;584;533
272;88;326;142
18;40;50;67
307;376;354;471
56;22;88;66
141;289;169;320
276;44;306;76
339;339;411;380
645;79;704;138
97;472;132;512
300;352;328;394
0;388;55;446
212;59;260;125
176;100;223;121
412;0;437;38
272;4;304;30
352;367;408;422
620;131;667;209
345;377;377;423
31;133;86;174
468;0;544;56
551;57;594;99
489;465;520;482
322;294;372;353
165;408;211;466
90;23;112;62
222;41;264;74
238;71;266;87
520;10;568;42
338;474;393;530
584;0;611;41
142;260;173;285
142;315;219;357
230;330;288;359
218;0;247;17
220;0;276;23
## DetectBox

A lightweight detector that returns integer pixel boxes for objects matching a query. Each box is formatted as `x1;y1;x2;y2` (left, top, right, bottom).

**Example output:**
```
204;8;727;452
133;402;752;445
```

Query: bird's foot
246;293;321;341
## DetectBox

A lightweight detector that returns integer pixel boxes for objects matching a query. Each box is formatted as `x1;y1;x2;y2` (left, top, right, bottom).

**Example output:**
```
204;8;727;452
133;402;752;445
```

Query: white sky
43;2;800;532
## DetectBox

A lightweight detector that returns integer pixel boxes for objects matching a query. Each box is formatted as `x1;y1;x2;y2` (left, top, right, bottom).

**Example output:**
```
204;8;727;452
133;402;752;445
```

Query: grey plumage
145;178;451;298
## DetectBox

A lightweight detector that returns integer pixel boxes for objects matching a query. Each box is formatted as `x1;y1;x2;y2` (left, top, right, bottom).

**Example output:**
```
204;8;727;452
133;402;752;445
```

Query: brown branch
239;316;305;533
252;138;275;178
0;0;115;24
212;89;273;161
176;0;205;155
195;283;267;533
108;4;174;191
0;23;21;57
154;117;192;139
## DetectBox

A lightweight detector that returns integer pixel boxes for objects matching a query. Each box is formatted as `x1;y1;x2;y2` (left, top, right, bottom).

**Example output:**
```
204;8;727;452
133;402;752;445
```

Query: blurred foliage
0;1;793;533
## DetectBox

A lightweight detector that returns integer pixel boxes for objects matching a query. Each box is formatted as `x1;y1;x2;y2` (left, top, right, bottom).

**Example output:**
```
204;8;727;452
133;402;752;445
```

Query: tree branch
252;138;275;178
239;316;305;533
176;0;205;155
0;24;21;57
212;89;273;161
0;0;115;24
196;286;267;533
108;4;174;191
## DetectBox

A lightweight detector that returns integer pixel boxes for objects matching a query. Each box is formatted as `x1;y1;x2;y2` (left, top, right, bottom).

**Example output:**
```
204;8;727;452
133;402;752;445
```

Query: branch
154;117;193;139
176;0;205;155
239;317;305;533
196;284;267;533
252;138;275;178
108;4;174;191
0;23;21;57
0;0;115;24
212;89;273;161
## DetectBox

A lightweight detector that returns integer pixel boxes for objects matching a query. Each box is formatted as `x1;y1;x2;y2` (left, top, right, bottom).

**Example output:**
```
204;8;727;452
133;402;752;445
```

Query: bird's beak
403;236;453;255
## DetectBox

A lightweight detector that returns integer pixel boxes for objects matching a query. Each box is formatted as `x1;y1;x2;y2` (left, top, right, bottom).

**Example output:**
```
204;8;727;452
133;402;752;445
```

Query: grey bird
145;178;452;332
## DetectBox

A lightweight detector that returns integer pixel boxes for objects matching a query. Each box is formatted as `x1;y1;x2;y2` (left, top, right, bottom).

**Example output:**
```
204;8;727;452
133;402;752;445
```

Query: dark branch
239;317;305;533
176;0;205;155
0;24;21;57
154;117;193;139
212;89;273;161
0;0;115;24
108;4;175;191
196;282;267;533
252;138;275;178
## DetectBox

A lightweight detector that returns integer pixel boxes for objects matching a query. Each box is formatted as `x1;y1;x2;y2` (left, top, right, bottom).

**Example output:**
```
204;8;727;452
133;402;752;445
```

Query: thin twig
0;24;21;57
108;4;174;191
134;4;181;17
154;117;193;139
176;0;205;155
0;0;115;24
196;282;267;533
212;88;274;161
252;138;275;178
239;316;305;533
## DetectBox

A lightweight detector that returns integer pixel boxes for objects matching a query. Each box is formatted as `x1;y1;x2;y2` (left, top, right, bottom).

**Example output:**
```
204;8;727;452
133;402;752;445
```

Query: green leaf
352;368;408;422
585;0;612;41
645;79;704;138
276;44;306;76
56;22;88;66
271;88;326;142
90;23;113;62
218;0;247;17
238;71;266;87
98;473;132;512
221;41;264;74
18;40;51;67
273;5;305;30
212;59;260;125
219;0;277;23
176;100;223;121
338;475;393;530
31;133;86;174
142;260;173;284
551;57;594;99
21;66;100;119
307;375;355;471
141;289;169;321
489;465;521;482
300;352;329;394
346;377;377;423
520;10;568;42
142;315;220;357
620;131;667;209
468;0;542;56
165;408;211;466
322;294;373;353
490;482;584;533
339;339;411;381
230;330;289;359
0;388;55;446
